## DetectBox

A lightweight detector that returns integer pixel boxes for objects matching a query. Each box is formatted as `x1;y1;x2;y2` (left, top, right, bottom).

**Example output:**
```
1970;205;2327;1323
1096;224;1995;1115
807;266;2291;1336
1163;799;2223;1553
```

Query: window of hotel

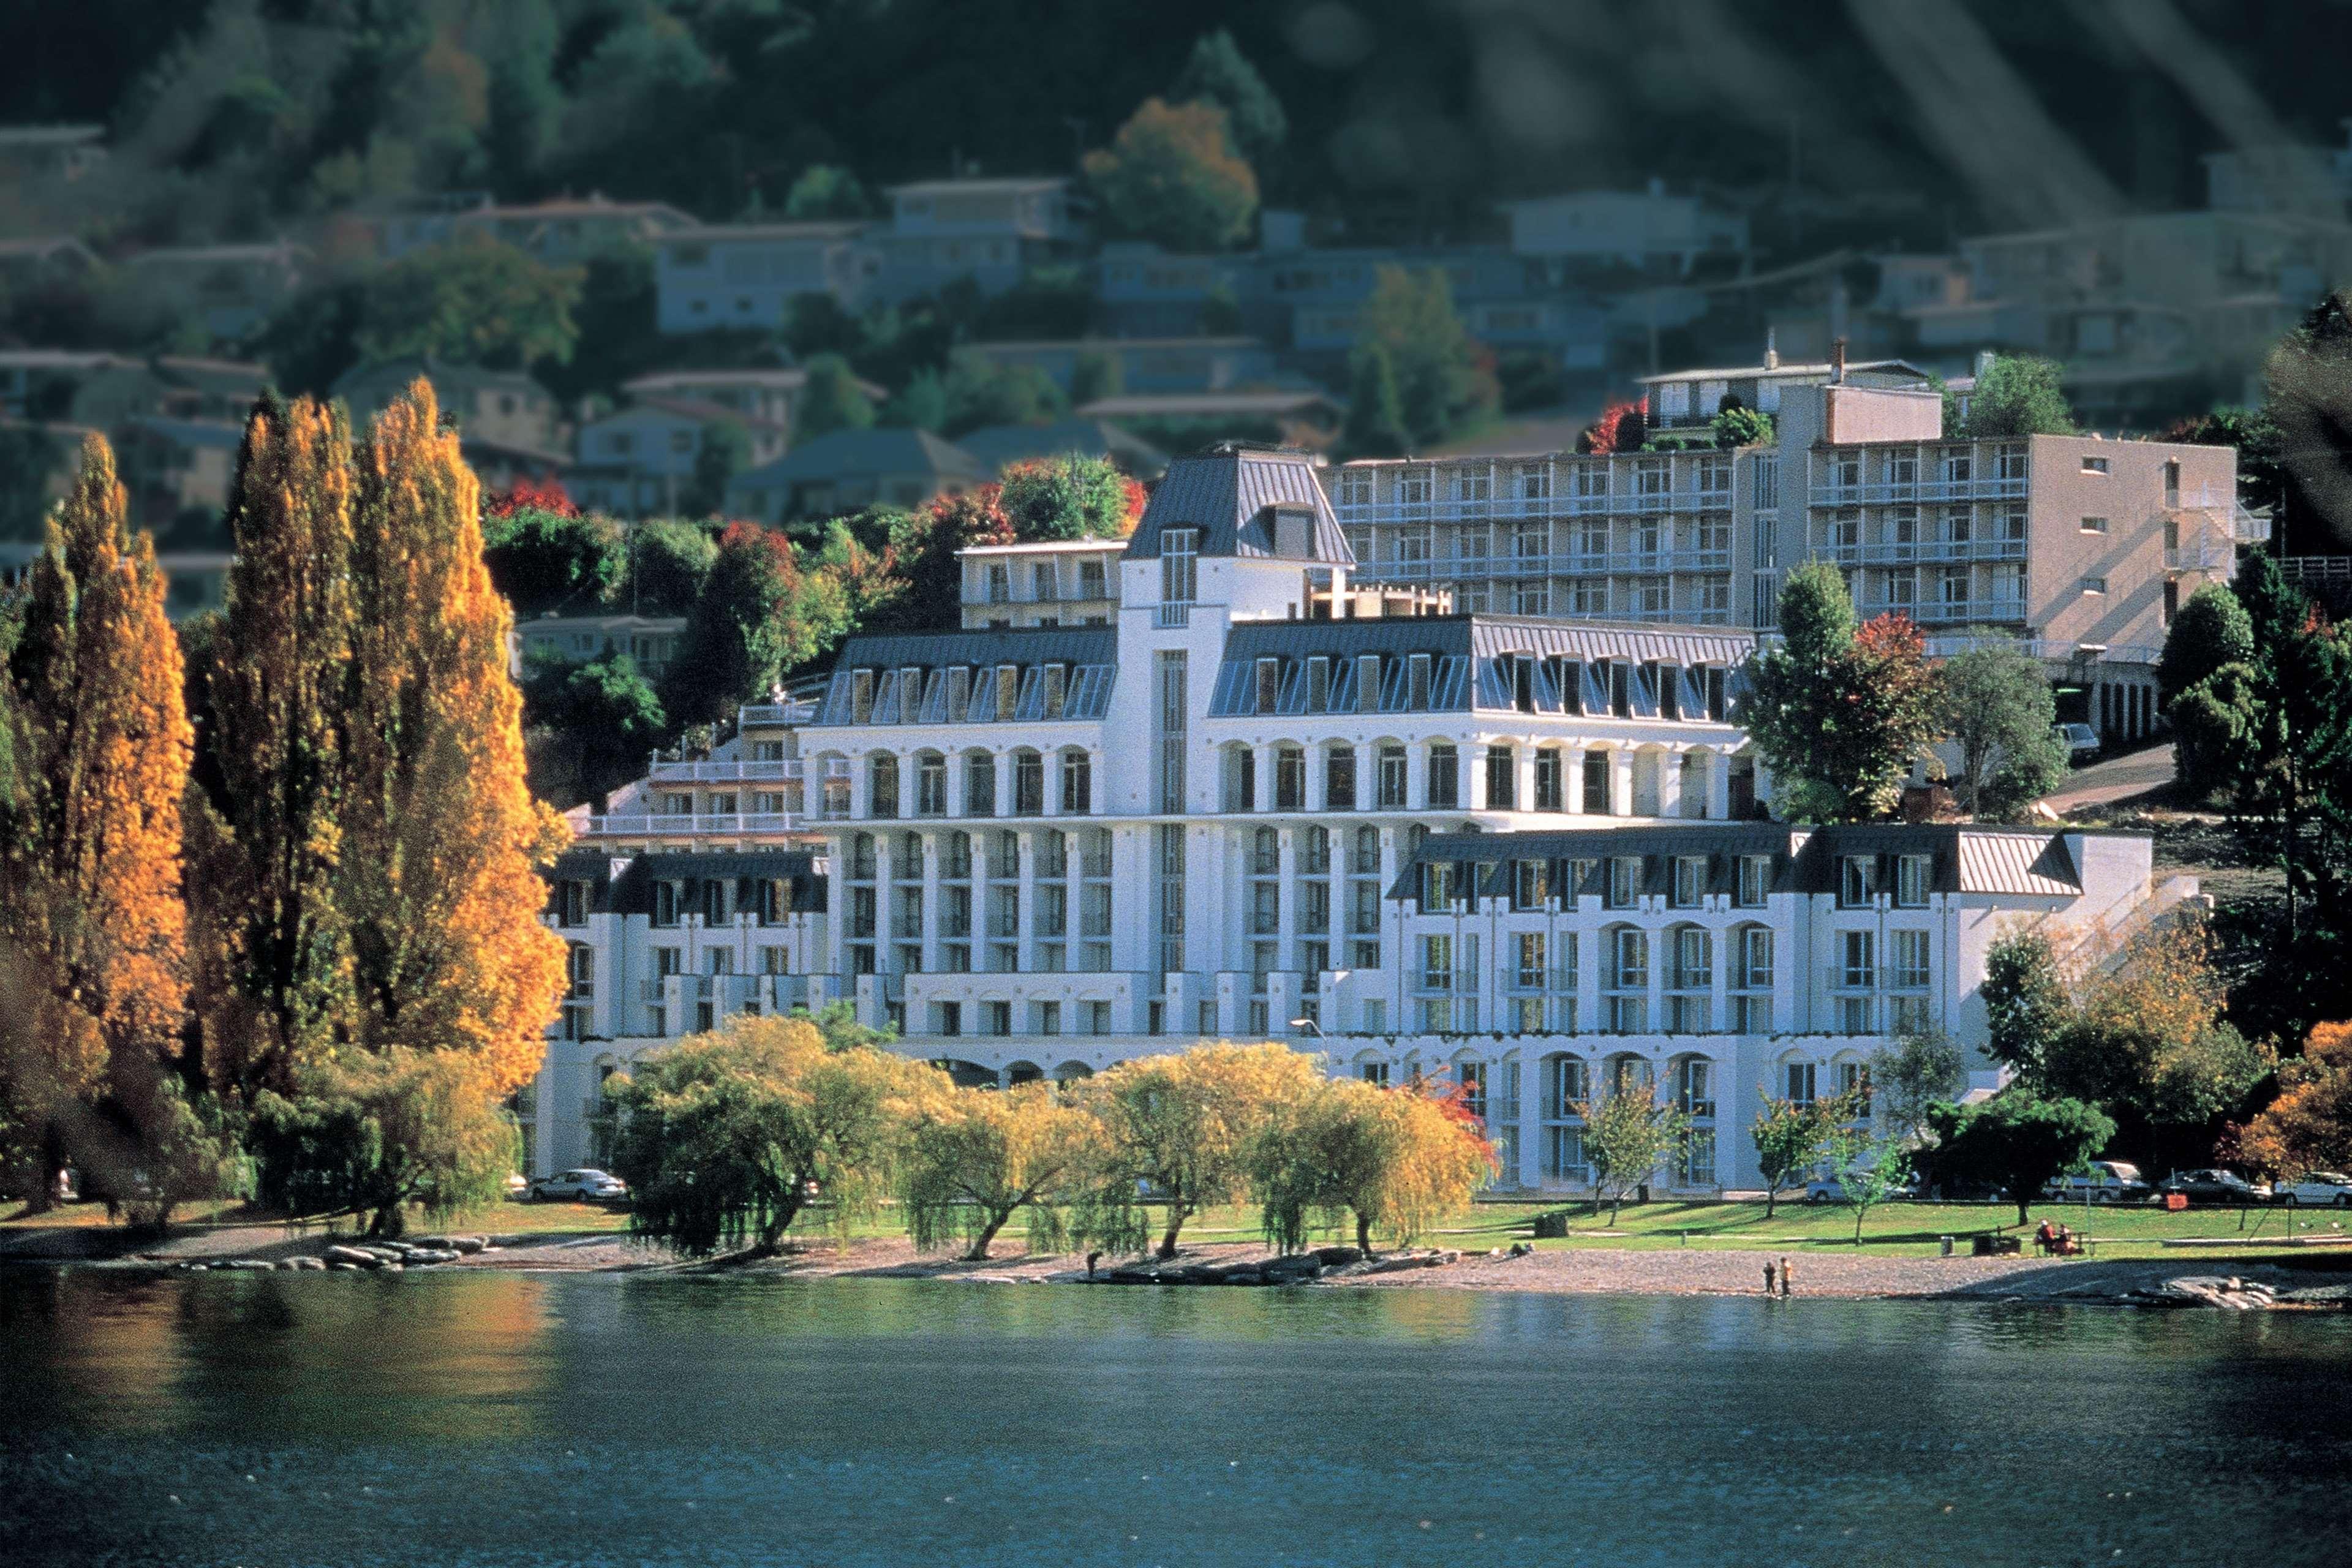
850;669;875;723
1012;752;1044;815
1894;930;1932;989
1060;750;1091;813
1326;747;1357;810
1533;748;1562;811
1896;854;1931;908
1161;527;1197;603
1606;856;1640;910
1422;861;1459;912
2081;515;2107;534
2081;576;2107;595
1485;745;1515;809
1428;744;1460;808
1785;1062;1817;1106
1378;746;1408;808
1671;855;1706;909
1839;856;1878;908
1840;930;1875;989
2081;456;2108;475
1512;859;1550;910
965;753;996;816
916;754;947;816
1275;747;1306;810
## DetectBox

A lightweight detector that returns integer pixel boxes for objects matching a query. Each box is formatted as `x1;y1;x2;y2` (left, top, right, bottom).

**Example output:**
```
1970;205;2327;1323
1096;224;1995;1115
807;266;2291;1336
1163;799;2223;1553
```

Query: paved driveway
2040;742;2176;813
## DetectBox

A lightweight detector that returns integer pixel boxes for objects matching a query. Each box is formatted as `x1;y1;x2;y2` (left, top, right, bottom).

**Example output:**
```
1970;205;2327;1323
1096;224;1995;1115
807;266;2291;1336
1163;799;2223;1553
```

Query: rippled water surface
2;1268;2348;1566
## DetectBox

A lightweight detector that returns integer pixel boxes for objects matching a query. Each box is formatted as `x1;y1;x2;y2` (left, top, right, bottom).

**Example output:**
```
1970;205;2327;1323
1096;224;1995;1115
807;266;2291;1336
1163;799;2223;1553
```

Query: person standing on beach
1763;1259;1777;1296
1779;1255;1793;1297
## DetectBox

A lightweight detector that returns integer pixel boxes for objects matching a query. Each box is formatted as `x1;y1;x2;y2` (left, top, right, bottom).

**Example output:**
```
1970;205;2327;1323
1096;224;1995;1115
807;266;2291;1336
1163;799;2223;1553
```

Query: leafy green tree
1574;1076;1691;1225
783;164;873;219
1749;1093;1847;1218
870;490;1012;634
2165;407;2283;517
2230;552;2352;959
661;522;846;727
998;454;1131;541
1343;342;1410;459
1172;28;1287;167
1736;562;1940;821
481;508;624;613
1084;97;1257;252
524;654;667;806
681;421;752;518
1825;1126;1913;1244
794;353;875;442
623;518;718;615
1711;405;1773;448
0;425;63;543
1351;266;1493;448
249;1050;522;1238
1869;1027;1969;1137
940;352;1068;436
1926;1093;2113;1227
880;367;951;432
1069;350;1123;409
2159;582;2256;705
610;1014;937;1256
1938;634;2068;818
1250;1075;1493;1255
351;237;584;369
1960;353;2075;438
1981;932;2070;1082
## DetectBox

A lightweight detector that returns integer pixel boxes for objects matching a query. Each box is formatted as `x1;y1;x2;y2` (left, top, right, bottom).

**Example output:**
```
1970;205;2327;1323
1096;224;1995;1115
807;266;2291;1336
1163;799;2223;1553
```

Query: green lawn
10;1192;2350;1262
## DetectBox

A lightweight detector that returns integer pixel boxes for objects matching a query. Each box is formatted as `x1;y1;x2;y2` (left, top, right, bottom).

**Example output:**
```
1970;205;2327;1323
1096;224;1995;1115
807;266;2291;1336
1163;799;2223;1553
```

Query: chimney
1763;326;1779;372
1829;337;1847;384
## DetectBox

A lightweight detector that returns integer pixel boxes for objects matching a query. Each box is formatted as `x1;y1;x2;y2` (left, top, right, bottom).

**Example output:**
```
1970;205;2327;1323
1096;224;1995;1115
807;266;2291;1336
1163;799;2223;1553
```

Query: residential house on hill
654;222;877;333
956;418;1168;479
872;176;1085;303
959;336;1278;397
124;242;309;347
725;427;988;523
0;237;99;292
0;124;107;183
573;398;791;518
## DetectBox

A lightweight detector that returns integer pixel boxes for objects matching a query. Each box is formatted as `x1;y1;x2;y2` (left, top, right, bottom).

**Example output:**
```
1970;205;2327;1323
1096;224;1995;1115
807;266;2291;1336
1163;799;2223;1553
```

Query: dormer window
1162;527;1198;603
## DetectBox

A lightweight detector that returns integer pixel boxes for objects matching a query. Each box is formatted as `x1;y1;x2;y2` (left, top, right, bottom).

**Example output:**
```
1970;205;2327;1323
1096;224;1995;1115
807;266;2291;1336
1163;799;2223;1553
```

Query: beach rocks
2144;1275;2280;1310
1098;1246;1455;1287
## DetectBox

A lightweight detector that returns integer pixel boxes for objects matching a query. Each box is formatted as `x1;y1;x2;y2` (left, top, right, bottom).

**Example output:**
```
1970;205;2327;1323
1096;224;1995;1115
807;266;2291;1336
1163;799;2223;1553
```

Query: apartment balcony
2166;537;2235;571
1155;602;1192;628
1809;475;2026;508
647;758;799;784
1863;597;2026;627
581;811;801;837
1847;537;2027;566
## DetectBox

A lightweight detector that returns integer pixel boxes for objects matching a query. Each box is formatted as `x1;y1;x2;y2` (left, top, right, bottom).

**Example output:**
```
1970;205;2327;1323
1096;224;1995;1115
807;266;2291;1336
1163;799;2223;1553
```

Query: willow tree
1251;1075;1496;1256
1074;1042;1325;1259
342;381;567;1095
1;435;194;1205
904;1082;1097;1261
193;393;358;1100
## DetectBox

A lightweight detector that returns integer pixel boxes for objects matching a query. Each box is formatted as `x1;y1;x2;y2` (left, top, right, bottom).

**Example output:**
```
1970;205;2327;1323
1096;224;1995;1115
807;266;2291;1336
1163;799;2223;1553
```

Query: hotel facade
521;443;2197;1196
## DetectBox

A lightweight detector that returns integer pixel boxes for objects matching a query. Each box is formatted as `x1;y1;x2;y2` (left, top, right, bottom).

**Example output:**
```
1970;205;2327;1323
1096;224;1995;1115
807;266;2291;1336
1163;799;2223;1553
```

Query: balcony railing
647;758;798;783
1808;475;2027;507
1860;597;2026;626
581;811;801;836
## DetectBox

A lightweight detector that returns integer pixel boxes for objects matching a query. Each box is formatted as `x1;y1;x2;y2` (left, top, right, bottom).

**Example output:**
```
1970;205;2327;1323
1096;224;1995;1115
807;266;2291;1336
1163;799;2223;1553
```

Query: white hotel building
523;445;2195;1194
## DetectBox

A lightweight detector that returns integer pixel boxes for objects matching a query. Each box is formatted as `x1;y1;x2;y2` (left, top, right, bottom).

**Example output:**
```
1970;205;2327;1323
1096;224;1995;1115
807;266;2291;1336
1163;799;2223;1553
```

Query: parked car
2056;723;2101;764
2041;1161;2152;1204
530;1168;628;1203
2279;1172;2352;1207
1804;1173;1920;1204
2158;1169;2271;1205
504;1173;531;1200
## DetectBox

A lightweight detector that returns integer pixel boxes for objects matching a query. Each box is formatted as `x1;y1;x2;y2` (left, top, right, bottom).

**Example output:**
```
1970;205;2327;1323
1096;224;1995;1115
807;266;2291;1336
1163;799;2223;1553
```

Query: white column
1354;742;1375;812
946;749;969;818
1564;747;1587;815
1518;1055;1542;1190
919;831;942;973
849;756;872;820
1610;748;1635;817
1306;747;1329;813
1088;748;1108;815
993;751;1014;820
1408;744;1429;810
1753;758;1775;816
1254;742;1277;813
1015;829;1037;970
1275;826;1298;971
1657;748;1684;820
1514;742;1537;815
1704;748;1732;821
1041;749;1063;818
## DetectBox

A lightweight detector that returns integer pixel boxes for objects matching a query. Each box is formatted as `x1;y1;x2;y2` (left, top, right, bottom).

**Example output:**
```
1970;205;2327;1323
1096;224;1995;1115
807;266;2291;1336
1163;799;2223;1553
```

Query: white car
530;1168;628;1203
2041;1161;2152;1204
2056;723;2101;764
2280;1172;2352;1207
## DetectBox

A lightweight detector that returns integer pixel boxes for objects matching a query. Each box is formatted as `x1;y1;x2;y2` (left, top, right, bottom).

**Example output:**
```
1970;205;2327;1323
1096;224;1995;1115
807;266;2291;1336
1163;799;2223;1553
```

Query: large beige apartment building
1322;358;2259;739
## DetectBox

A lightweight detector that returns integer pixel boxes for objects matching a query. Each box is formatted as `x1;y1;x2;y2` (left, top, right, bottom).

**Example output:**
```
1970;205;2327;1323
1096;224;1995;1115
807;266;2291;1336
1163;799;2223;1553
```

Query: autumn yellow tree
903;1081;1099;1261
2241;1021;2352;1176
0;435;194;1205
1251;1074;1496;1256
1072;1042;1325;1258
341;380;567;1095
192;393;358;1101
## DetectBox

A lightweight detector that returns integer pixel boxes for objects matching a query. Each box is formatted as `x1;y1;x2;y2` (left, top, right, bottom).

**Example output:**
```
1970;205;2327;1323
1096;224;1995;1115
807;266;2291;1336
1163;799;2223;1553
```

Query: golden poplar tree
342;380;565;1094
193;393;358;1099
0;435;193;1196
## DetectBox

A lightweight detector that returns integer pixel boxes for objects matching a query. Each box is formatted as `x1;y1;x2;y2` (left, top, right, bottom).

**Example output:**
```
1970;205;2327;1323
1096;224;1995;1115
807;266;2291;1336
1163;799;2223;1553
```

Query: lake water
1;1270;2348;1567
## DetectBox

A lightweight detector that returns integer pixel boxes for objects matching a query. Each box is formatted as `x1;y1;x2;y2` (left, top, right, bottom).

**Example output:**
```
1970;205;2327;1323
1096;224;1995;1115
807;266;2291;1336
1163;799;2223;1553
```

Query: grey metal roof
1467;616;1756;668
609;850;827;915
1123;447;1354;565
1390;826;1798;900
829;625;1117;672
1956;832;2081;895
956;418;1169;478
733;426;989;486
